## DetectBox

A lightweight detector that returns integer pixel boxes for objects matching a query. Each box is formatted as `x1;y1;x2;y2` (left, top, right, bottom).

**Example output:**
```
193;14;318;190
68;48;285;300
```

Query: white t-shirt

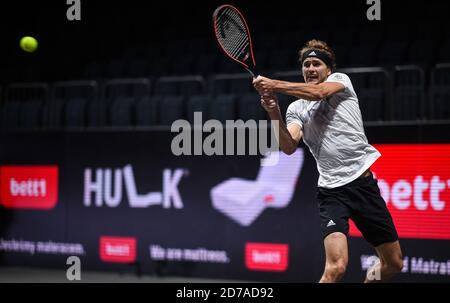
285;72;381;189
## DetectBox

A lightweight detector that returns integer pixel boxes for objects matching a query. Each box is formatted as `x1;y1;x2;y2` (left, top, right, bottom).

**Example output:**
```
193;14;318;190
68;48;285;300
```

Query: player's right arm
260;94;302;155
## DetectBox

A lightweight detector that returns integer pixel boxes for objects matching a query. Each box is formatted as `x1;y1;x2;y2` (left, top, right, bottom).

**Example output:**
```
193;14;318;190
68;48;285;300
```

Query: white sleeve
285;101;304;129
325;72;352;90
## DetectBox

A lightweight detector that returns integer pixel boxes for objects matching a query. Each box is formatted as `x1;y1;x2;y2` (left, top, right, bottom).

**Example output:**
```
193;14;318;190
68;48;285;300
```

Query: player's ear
327;68;332;76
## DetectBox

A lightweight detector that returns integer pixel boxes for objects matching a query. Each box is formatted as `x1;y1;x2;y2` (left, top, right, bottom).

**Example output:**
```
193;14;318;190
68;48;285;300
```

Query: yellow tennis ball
20;36;38;52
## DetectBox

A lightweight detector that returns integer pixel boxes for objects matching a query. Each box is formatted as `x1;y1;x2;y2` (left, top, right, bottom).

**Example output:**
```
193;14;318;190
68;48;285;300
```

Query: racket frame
213;4;257;77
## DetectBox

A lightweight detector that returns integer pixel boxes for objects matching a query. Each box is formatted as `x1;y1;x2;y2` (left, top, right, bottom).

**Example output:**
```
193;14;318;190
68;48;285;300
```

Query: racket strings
215;8;250;61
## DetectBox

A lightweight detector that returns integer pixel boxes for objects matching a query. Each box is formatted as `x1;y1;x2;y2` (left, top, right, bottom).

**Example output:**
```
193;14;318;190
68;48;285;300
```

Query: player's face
302;58;331;84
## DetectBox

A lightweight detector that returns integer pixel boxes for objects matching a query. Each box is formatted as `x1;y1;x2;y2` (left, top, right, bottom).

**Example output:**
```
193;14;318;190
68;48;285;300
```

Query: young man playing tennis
253;40;403;283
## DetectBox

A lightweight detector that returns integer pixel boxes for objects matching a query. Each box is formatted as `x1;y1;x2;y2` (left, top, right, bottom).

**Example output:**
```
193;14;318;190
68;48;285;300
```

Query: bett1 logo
0;166;58;209
349;144;450;240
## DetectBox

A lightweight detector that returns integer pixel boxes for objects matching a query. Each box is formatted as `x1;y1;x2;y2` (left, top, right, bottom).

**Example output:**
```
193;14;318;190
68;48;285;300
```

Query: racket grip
247;67;259;79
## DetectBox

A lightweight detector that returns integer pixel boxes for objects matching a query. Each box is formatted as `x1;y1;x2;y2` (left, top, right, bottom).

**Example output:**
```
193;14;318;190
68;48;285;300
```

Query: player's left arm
253;76;345;101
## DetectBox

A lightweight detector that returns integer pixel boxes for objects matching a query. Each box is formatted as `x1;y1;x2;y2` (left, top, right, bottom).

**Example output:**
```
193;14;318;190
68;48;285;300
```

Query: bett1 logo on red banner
0;166;59;209
245;242;289;272
349;144;450;240
99;236;137;263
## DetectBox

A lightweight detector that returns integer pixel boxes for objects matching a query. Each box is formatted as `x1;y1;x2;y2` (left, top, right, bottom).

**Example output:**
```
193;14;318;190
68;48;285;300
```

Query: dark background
0;0;449;83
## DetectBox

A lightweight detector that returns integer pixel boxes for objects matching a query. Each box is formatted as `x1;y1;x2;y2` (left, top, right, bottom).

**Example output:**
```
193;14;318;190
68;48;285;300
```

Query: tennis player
253;39;403;283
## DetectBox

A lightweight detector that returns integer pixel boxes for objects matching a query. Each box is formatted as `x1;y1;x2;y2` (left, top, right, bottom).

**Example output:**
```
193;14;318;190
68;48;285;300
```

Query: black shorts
317;172;399;247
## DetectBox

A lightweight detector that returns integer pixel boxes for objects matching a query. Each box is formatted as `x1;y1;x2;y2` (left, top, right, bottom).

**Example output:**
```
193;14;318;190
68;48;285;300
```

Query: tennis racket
212;4;258;78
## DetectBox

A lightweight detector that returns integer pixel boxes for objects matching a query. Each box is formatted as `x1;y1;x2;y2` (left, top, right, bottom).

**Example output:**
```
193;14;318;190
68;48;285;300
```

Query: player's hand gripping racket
213;4;258;78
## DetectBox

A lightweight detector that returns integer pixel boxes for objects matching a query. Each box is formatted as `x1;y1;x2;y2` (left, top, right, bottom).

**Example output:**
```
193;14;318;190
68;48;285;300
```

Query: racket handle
251;69;270;97
247;67;259;79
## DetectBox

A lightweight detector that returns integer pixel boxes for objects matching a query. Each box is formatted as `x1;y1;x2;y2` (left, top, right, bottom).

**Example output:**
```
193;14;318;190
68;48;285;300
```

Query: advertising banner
0;128;449;282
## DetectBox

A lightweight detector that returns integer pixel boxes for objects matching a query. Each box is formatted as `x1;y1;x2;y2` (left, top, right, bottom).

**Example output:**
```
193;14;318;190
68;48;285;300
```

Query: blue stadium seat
87;98;103;127
135;96;159;126
230;78;253;95
1;100;21;129
109;96;134;126
159;96;185;126
366;72;387;89
210;94;237;123
19;99;43;129
51;82;98;128
211;78;229;95
392;68;425;120
346;73;367;91
187;95;210;123
430;66;450;120
211;75;251;96
237;93;266;121
105;81;150;100
154;78;205;97
393;87;422;120
430;87;450;120
63;97;88;128
4;84;49;128
180;80;205;97
395;68;424;87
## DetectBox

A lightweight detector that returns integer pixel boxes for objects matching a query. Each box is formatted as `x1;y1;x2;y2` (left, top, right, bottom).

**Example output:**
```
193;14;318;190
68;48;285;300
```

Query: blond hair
299;39;336;70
